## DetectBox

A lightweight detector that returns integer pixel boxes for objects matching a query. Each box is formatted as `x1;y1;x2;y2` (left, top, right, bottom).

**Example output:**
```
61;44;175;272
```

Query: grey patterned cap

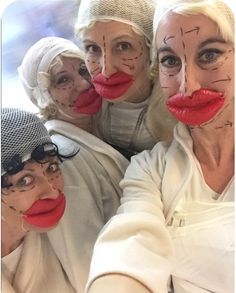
1;108;52;175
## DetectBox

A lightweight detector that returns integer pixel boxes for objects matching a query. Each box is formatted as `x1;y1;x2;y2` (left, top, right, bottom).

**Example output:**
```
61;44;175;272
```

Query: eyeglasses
2;142;59;176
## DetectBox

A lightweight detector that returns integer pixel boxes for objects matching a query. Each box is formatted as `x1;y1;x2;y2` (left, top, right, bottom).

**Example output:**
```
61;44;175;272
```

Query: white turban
75;0;157;42
18;37;84;109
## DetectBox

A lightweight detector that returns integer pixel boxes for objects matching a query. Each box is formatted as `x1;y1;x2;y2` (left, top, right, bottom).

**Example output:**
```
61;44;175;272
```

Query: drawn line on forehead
163;35;175;45
184;26;200;35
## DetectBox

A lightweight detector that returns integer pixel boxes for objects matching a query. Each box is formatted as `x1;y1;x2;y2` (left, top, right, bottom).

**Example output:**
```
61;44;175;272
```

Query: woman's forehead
156;12;220;46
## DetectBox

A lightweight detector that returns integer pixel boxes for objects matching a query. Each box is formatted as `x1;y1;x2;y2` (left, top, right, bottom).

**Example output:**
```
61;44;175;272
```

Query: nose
39;175;61;200
179;63;201;96
100;50;118;78
74;74;91;92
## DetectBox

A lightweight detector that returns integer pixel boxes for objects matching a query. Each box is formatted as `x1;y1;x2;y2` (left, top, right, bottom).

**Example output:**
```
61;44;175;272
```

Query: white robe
85;122;234;292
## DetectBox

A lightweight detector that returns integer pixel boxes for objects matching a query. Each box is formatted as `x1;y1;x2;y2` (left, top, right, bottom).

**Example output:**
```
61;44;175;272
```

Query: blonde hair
153;0;234;61
147;0;234;141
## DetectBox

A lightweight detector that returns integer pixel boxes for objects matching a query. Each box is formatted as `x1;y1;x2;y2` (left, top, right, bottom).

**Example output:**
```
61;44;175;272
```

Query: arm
88;274;151;293
86;144;173;293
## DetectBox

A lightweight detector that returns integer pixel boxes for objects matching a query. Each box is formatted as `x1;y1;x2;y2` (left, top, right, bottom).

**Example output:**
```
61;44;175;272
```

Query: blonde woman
75;0;176;159
84;0;234;292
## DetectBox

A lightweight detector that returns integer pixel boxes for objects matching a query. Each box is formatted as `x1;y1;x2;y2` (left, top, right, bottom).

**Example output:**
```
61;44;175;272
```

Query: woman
18;36;102;133
85;0;234;292
18;36;128;198
1;107;77;292
75;0;176;158
18;37;129;291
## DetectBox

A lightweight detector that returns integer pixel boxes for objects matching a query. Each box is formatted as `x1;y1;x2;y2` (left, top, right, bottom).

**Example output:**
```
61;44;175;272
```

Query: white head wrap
75;0;157;42
152;0;234;59
18;37;84;109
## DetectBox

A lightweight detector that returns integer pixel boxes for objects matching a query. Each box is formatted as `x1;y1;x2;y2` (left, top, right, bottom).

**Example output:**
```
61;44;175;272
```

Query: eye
47;162;60;174
116;42;132;51
78;63;90;78
159;55;181;68
16;175;34;187
198;48;223;64
85;44;101;54
56;75;70;85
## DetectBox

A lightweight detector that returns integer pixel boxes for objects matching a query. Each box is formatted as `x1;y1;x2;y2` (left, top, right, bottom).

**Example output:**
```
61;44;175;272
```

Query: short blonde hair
153;0;234;57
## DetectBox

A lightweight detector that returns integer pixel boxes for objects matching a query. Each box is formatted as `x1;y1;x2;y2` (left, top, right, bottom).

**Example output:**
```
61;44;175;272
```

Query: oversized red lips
22;194;65;228
75;88;102;115
166;89;225;125
92;72;134;100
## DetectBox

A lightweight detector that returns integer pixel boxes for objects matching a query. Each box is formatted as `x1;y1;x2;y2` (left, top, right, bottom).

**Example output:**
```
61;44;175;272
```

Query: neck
189;116;234;193
190;121;234;167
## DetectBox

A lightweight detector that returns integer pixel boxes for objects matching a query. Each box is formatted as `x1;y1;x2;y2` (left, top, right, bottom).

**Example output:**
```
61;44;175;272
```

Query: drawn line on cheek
2;198;24;217
91;67;100;75
195;102;231;128
215;120;233;129
9;206;17;211
122;63;135;70
160;69;176;77
1;198;7;204
121;42;143;62
180;27;184;37
211;75;231;84
19;185;35;192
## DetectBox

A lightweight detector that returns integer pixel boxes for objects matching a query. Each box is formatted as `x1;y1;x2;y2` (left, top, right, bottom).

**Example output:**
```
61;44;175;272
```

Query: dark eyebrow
157;46;175;55
157;37;227;55
198;37;226;49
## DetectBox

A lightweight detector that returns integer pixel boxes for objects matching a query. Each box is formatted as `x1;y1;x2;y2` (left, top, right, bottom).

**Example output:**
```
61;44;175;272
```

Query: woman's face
156;12;234;127
82;21;152;103
1;158;65;233
49;56;101;116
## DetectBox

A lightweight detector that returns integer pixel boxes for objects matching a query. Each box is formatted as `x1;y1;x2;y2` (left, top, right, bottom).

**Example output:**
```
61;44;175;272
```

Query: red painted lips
22;194;65;228
92;72;134;100
166;89;225;125
75;88;102;115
